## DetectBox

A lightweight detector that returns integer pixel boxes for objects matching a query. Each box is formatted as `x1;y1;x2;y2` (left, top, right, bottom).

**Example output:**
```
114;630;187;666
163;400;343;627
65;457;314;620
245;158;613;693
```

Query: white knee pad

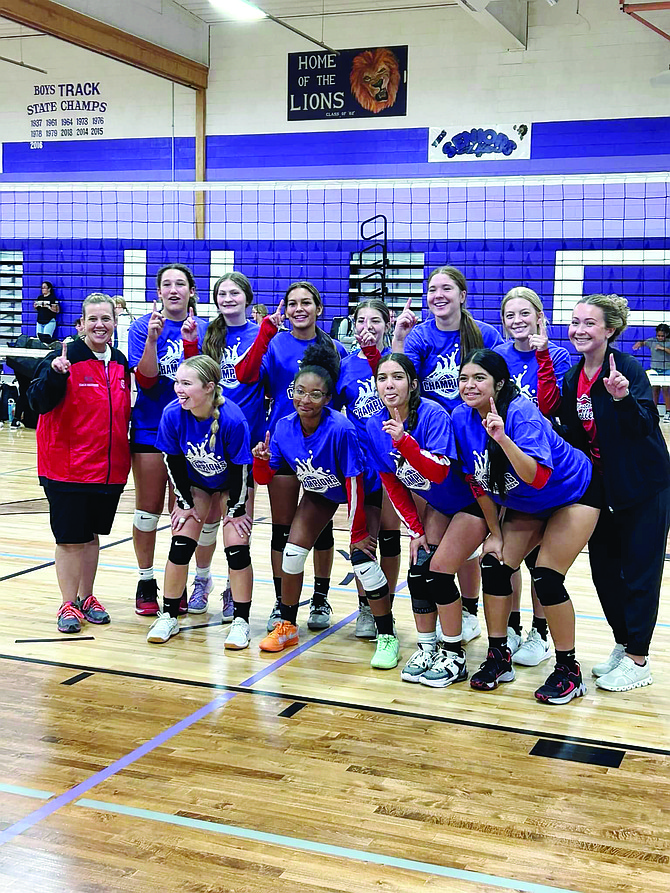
134;510;160;532
352;557;387;591
282;543;310;575
198;521;220;547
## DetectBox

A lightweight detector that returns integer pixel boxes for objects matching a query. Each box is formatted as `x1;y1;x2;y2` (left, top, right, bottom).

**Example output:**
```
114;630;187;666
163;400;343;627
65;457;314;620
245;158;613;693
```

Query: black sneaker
470;646;515;691
135;578;159;616
535;663;587;705
307;597;332;630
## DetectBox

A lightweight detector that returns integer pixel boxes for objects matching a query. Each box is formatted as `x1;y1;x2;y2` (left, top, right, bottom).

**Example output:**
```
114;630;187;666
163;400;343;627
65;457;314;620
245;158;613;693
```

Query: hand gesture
603;354;629;399
222;512;253;538
351;532;377;560
252;430;272;462
266;299;285;331
481;533;504;564
482;397;506;442
393;298;418;343
409;533;428;565
181;306;198;342
355;328;377;350
528;314;549;352
147;301;165;344
382;407;405;442
51;341;71;375
171;504;201;532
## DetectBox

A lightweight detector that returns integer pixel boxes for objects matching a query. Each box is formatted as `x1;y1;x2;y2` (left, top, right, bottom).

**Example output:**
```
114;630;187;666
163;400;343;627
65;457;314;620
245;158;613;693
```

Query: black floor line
14;637;96;644
61;671;95;686
278;702;307;718
1;651;667;758
529;738;625;768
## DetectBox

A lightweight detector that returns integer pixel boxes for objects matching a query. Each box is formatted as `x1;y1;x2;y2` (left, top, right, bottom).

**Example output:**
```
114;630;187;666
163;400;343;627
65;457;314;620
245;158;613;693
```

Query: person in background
633;323;670;421
113;296;134;358
63;318;84;343
251;304;269;326
34;281;60;343
28;293;131;634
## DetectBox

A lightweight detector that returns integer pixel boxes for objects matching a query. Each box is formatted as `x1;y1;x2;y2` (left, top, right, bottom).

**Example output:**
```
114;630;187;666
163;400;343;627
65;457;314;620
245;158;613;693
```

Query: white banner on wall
27;81;108;145
428;123;532;162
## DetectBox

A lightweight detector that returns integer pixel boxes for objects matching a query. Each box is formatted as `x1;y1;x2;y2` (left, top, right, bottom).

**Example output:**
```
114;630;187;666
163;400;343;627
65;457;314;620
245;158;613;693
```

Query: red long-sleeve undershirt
465;462;551;500
393;433;450;483
379;471;424;538
134;336;199;390
235;316;277;384
536;348;562;416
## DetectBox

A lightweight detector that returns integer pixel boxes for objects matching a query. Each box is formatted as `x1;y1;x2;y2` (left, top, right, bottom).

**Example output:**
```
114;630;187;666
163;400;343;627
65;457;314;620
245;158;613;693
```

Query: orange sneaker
259;620;299;652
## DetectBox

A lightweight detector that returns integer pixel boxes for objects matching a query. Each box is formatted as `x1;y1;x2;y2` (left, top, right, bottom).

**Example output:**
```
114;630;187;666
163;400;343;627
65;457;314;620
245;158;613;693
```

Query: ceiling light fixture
209;0;267;22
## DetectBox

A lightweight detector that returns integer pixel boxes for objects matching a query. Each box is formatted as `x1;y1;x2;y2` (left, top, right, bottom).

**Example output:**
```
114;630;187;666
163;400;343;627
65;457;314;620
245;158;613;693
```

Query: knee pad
425;571;460;606
379;529;401;558
134;510;160;532
407;565;436;615
225;544;251;571
282;543;310;575
271;523;291;553
314;520;334;551
480;556;517;596
532;566;569;606
168;535;197;566
198;521;220;547
524;545;541;573
351;549;388;597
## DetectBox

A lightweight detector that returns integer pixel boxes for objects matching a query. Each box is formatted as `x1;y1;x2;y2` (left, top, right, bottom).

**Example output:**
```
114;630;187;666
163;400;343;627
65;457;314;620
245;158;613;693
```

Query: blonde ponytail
208;386;224;450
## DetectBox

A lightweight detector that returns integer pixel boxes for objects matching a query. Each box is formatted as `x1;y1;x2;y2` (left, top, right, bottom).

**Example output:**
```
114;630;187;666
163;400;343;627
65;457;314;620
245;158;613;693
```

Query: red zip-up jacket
28;339;131;486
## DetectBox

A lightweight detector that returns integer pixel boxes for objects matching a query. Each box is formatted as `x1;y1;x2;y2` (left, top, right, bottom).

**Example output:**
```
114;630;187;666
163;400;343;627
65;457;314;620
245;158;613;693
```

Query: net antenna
355;215;389;305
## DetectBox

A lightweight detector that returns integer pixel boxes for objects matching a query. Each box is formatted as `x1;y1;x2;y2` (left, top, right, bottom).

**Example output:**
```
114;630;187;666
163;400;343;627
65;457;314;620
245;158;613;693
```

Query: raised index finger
403;297;411;313
61;341;67;358
276;299;285;315
609;353;616;374
489;396;497;414
264;430;271;447
539;314;547;336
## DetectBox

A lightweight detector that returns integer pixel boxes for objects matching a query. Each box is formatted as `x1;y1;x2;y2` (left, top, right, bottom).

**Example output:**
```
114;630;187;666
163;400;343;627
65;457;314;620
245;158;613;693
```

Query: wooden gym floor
0;425;668;892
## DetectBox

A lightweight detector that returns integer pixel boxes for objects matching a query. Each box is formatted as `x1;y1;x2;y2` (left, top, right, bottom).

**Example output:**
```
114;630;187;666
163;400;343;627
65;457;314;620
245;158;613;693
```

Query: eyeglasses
294;386;327;401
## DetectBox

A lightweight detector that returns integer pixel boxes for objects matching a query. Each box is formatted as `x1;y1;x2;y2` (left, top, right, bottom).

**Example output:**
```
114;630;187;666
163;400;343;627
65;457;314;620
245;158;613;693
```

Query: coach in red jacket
28;293;131;634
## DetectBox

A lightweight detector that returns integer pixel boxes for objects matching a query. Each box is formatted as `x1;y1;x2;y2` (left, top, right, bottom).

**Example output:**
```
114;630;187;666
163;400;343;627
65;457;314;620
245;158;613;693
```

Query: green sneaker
370;634;400;670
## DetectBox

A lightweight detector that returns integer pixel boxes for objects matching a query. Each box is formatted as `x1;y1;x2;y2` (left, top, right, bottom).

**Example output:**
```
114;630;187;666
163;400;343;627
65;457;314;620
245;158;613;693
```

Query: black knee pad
532;566;569;606
379;529;401;558
524;544;541;573
271;523;290;553
168;535;197;566
425;571;460;606
480;555;517;596
314;520;334;551
407;562;436;615
225;544;251;571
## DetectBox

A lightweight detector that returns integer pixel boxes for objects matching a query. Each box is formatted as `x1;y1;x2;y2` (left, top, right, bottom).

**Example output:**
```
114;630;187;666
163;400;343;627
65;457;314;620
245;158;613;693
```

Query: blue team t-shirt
217;320;266;449
261;332;348;432
494;340;571;406
366;399;474;516
451;396;592;514
404;317;503;412
156;397;252;492
269;405;362;505
128;312;209;446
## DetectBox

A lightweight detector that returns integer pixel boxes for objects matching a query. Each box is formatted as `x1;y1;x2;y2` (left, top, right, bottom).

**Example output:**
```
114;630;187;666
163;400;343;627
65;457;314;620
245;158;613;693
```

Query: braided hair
180;355;224;450
203;271;254;362
375;353;421;433
461;348;519;499
295;342;341;396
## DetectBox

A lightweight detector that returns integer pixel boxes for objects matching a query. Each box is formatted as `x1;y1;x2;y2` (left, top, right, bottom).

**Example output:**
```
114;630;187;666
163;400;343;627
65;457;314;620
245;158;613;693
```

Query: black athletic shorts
43;486;122;544
130;442;161;455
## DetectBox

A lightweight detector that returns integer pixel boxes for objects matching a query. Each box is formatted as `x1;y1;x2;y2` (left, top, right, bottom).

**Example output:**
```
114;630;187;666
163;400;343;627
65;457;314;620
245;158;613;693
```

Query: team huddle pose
29;263;670;704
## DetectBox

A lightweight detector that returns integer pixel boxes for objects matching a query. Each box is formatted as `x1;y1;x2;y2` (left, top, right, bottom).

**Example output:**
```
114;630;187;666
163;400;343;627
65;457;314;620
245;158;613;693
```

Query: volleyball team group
28;262;670;707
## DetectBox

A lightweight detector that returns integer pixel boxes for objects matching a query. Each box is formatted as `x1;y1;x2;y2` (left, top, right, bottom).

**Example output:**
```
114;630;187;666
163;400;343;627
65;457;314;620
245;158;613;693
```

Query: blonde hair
576;294;629;342
82;292;115;318
180;355;224;449
501;287;544;338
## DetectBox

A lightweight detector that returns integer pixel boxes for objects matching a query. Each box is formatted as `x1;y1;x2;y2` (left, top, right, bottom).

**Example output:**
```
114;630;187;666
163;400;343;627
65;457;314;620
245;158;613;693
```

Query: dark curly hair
295;342;341;396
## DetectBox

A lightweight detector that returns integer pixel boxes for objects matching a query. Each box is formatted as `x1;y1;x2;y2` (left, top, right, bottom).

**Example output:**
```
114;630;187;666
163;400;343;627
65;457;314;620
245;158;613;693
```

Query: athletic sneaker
135;578;159;616
461;609;481;644
57;601;84;634
266;598;282;632
420;648;468;688
507;626;522;656
513;628;551;666
535;663;586;705
400;646;437;683
77;595;110;624
224;617;251;650
595;656;652;692
259;620;299;652
307;597;332;631
355;604;377;639
470;646;515;691
370;634;400;669
146;612;180;644
221;587;234;623
591;643;626;678
188;575;213;614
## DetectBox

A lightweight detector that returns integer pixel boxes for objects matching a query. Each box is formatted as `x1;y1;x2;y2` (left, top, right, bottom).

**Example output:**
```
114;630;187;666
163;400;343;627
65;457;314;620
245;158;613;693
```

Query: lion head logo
350;48;400;113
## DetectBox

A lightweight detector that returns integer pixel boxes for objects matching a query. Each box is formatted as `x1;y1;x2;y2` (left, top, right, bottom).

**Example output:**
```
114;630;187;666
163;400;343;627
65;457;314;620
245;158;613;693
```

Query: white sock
195;565;211;580
139;567;154;581
417;631;437;650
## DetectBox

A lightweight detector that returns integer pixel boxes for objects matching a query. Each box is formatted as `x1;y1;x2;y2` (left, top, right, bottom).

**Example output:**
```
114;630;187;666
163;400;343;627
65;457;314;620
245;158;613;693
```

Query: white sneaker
147;612;179;644
355;604;377;638
595;655;652;692
400;646;437;683
507;626;522;656
461;609;481;644
419;648;468;688
592;643;626;677
225;617;251;650
513;628;551;666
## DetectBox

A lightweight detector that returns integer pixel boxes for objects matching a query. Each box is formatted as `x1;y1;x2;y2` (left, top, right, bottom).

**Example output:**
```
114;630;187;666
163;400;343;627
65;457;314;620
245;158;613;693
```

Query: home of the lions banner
287;46;408;121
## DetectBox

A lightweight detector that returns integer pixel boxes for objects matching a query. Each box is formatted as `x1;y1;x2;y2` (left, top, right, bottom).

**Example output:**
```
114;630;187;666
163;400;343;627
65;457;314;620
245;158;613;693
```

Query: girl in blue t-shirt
334;299;401;639
495;286;572;667
149;355;254;650
253;344;397;670
127;263;208;619
453;348;600;705
236;282;347;634
187;272;263;619
366;353;488;689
